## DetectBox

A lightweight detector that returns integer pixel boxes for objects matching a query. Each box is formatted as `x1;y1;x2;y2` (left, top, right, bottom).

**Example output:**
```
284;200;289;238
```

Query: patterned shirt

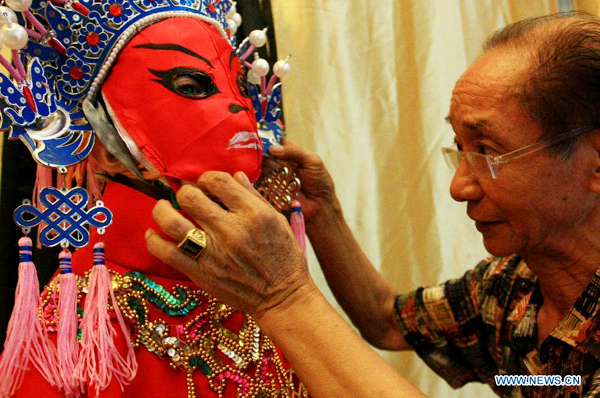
395;255;600;397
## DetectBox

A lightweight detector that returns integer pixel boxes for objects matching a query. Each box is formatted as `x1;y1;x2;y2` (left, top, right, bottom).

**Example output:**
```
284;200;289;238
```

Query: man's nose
449;160;484;202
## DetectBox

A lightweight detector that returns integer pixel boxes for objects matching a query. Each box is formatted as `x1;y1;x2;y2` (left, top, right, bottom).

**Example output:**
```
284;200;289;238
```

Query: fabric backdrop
271;1;559;396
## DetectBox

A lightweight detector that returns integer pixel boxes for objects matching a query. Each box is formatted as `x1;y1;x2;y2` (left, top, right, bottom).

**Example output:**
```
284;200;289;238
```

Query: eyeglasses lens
442;147;494;179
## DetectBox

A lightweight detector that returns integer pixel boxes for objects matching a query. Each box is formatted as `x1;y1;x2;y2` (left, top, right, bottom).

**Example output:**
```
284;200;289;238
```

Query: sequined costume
11;181;308;397
0;0;302;395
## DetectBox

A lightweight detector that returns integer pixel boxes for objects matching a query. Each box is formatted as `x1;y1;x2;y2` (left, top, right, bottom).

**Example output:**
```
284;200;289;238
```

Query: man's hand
145;171;315;321
269;139;338;223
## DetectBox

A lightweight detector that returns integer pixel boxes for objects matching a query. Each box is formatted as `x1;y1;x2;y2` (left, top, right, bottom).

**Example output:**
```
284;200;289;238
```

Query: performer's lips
227;131;261;150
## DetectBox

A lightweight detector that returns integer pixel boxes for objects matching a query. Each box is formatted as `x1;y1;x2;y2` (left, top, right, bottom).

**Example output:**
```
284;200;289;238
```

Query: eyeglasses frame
441;123;600;179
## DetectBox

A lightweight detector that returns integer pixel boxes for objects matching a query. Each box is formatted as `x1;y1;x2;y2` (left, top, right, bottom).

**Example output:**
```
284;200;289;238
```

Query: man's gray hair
484;12;600;158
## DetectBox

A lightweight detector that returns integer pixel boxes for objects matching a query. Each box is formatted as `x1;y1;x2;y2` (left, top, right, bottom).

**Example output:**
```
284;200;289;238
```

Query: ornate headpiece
0;0;243;167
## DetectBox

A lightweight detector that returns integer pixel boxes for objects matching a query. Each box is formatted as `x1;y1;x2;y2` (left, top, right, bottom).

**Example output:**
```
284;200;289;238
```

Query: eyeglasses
441;124;600;179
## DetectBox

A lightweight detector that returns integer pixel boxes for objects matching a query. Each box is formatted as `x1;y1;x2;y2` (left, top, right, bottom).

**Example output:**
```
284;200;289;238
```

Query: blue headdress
0;0;238;168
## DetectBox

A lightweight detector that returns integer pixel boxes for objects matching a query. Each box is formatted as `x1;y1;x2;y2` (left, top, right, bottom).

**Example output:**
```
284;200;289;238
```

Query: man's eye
149;68;220;100
477;144;498;156
173;72;218;98
237;72;250;98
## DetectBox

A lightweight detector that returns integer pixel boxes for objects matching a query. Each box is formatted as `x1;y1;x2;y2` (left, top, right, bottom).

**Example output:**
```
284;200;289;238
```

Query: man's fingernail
269;145;283;156
236;171;251;186
145;228;153;240
240;171;251;185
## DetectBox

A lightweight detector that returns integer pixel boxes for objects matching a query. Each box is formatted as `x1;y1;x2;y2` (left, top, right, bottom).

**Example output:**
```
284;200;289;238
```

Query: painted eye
237;72;250;98
173;72;218;98
149;67;220;100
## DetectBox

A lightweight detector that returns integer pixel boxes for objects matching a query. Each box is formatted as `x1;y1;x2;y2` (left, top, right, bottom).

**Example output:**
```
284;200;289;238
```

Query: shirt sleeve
394;258;500;388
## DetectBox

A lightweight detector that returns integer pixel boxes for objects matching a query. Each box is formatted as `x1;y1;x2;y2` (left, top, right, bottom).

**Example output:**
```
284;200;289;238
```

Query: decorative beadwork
255;165;301;213
13;187;113;247
40;269;306;397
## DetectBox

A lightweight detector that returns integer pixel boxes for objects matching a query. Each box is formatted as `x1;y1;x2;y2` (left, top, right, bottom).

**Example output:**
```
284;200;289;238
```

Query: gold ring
177;228;208;259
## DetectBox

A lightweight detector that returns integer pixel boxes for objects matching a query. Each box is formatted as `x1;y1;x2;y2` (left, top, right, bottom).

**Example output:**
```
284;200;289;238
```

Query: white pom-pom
5;0;32;12
0;22;28;49
0;7;18;27
273;59;291;78
227;19;237;35
251;57;269;77
231;12;242;28
247;69;261;85
227;1;237;16
249;29;267;47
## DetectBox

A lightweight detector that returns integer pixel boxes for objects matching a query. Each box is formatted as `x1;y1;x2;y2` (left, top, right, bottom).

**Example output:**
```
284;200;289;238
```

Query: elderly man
146;12;600;397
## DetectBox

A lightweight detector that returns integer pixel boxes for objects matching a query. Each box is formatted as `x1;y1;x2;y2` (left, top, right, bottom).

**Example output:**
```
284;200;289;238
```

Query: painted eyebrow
133;43;215;69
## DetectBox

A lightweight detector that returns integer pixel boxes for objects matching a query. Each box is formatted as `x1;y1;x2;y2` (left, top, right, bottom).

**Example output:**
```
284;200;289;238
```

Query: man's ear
587;130;600;194
91;140;129;175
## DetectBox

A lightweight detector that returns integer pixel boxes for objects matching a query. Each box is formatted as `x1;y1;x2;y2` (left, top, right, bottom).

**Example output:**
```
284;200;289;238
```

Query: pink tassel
57;249;83;397
290;201;307;259
74;242;137;394
0;237;61;396
86;160;102;206
57;171;66;190
32;164;53;209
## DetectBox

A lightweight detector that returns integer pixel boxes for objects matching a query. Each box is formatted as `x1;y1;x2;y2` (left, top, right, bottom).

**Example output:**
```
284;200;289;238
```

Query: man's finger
176;183;228;226
268;139;320;168
151;199;196;241
197;171;263;212
145;228;200;276
234;171;271;205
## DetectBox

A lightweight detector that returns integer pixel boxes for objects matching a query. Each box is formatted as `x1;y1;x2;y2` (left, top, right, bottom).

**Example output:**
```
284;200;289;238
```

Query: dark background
0;0;278;351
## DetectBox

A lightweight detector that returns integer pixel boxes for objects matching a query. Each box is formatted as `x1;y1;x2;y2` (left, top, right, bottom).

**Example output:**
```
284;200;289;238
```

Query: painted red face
101;17;262;188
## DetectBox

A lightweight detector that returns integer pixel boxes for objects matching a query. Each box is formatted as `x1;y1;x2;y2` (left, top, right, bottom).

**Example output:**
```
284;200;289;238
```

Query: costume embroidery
41;270;308;398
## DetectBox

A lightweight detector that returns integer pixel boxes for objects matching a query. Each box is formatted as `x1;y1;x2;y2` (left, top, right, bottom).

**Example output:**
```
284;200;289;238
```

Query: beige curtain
576;0;600;13
271;1;558;396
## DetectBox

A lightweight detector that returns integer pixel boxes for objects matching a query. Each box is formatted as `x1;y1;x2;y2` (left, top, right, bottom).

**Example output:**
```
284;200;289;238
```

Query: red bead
85;32;100;46
108;3;123;17
22;86;37;113
69;66;84;80
207;3;216;13
71;1;90;16
48;37;66;56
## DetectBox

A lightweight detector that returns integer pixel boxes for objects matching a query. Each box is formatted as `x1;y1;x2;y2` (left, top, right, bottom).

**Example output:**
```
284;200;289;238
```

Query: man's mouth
474;220;504;233
227;131;261;150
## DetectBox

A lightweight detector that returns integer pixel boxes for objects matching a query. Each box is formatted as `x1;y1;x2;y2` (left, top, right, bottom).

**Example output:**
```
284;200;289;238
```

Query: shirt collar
548;266;600;359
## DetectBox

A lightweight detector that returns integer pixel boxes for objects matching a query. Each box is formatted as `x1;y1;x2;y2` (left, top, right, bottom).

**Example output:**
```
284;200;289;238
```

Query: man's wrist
257;280;321;335
305;197;343;231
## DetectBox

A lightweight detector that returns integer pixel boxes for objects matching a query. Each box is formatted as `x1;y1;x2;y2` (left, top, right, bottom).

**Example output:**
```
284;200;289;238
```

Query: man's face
101;18;262;189
447;49;596;257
